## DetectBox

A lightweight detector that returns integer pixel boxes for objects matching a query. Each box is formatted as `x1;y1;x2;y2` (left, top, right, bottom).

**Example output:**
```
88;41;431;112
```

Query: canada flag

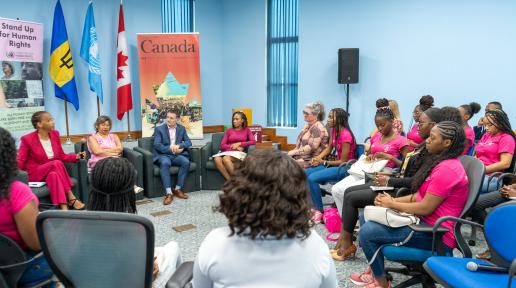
116;3;132;120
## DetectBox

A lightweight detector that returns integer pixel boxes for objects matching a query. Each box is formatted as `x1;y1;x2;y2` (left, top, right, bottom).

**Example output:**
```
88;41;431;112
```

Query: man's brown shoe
173;189;189;199
163;194;174;205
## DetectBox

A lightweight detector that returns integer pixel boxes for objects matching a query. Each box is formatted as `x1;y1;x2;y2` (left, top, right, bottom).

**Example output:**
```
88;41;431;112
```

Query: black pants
470;191;508;224
340;181;400;233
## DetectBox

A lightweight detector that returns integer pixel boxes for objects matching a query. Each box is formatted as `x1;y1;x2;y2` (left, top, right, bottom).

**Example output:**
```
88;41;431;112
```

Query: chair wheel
468;240;476;246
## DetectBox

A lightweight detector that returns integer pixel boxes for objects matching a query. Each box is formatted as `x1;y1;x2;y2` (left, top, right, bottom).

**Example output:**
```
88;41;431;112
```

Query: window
161;0;194;33
267;0;299;127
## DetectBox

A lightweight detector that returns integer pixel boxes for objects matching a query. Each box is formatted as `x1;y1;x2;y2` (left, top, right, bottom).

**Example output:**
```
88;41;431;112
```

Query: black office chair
382;156;485;288
37;210;155;288
0;234;53;288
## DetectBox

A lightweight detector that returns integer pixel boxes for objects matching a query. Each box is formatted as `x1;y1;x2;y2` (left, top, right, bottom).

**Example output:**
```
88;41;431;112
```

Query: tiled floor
136;190;487;288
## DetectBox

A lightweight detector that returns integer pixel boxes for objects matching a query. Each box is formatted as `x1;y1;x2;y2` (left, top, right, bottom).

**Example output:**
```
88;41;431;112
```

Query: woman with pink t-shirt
331;106;409;217
458;102;481;155
305;108;356;223
88;115;123;171
214;112;256;180
352;121;468;288
474;109;516;193
407;95;434;150
0;128;54;286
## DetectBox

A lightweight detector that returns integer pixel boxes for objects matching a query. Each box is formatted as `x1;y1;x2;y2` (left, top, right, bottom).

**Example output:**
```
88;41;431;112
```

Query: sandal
68;198;85;210
331;244;357;261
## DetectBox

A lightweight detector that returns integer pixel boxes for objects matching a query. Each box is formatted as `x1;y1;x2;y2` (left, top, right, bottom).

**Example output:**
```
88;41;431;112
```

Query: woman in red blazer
17;111;85;210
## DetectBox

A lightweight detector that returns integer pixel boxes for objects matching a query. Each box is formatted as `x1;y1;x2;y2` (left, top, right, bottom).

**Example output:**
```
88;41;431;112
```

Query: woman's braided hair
0;128;17;201
410;121;466;192
87;157;136;213
484;109;516;171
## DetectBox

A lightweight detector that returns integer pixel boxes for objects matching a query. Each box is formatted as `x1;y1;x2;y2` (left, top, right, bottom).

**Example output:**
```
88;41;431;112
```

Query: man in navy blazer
153;110;192;205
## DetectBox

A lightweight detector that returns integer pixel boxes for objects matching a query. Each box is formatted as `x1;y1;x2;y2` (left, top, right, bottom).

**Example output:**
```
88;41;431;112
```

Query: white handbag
364;205;419;228
348;155;389;178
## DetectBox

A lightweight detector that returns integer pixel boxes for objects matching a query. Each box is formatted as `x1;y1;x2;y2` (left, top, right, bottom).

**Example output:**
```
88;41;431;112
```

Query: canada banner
136;33;203;139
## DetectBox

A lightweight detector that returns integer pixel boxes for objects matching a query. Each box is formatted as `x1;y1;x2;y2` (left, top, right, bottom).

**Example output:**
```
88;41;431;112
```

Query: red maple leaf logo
117;52;129;80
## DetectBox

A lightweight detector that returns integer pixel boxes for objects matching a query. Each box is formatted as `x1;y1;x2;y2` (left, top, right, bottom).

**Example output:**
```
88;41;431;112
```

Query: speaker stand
345;83;350;112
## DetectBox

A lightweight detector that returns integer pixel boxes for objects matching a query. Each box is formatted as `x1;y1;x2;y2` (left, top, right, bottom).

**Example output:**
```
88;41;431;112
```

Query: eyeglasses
303;110;311;116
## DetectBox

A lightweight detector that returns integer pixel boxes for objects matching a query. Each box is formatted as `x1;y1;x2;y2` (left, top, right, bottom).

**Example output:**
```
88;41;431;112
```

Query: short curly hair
216;149;312;240
0;128;18;201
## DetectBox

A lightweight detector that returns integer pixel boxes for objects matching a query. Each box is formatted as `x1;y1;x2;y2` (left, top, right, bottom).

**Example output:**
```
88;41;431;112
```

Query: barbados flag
49;0;79;110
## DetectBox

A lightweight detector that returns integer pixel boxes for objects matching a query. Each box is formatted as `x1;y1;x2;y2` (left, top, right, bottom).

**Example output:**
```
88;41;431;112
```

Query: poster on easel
0;17;44;138
136;33;203;139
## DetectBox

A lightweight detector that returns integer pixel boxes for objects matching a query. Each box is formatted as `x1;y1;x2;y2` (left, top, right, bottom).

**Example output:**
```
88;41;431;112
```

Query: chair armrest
123;148;144;187
509;259;516;287
201;142;212;164
395;187;411;197
63;161;80;180
188;147;201;166
166;261;193;288
337;160;355;178
15;170;29;183
133;147;154;192
431;216;483;258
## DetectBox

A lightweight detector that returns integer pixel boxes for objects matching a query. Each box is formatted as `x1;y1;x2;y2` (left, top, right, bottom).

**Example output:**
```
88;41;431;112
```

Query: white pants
331;174;365;216
153;241;183;288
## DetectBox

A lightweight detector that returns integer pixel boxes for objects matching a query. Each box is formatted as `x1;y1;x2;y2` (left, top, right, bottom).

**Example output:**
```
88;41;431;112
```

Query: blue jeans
18;251;55;287
155;155;190;190
481;174;501;194
305;166;348;210
359;220;452;277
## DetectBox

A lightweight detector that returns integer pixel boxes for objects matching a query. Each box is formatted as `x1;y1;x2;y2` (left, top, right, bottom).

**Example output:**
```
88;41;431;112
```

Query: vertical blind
161;0;194;33
267;0;299;127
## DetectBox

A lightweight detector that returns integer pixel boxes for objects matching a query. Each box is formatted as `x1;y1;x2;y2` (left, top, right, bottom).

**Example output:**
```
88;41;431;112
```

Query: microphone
466;261;508;273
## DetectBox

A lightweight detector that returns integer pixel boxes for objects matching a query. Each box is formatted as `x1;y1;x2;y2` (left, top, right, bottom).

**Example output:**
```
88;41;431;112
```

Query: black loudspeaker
338;48;359;84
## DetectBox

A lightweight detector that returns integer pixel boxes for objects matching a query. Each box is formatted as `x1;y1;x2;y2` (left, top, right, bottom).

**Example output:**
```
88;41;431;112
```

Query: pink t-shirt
220;128;257;152
332;128;356;161
475;132;516;170
88;133;118;169
463;126;475;155
416;159;468;249
0;181;38;250
407;124;424;151
370;133;408;168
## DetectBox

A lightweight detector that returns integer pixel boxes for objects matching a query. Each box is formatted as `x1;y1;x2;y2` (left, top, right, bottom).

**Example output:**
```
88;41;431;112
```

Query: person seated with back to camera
213;111;256;180
87;115;143;194
351;121;469;288
0;127;55;287
153;110;191;205
331;103;409;217
17;111;85;210
87;157;182;288
330;106;446;262
288;101;329;168
305;108;356;223
193;149;336;287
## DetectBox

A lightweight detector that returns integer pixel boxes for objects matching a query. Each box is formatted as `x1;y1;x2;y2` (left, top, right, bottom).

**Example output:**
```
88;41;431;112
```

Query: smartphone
370;186;395;192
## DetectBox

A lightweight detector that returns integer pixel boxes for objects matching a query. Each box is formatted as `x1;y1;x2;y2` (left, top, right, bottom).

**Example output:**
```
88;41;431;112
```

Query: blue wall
219;0;516;142
1;0;161;135
3;0;516;142
0;0;227;135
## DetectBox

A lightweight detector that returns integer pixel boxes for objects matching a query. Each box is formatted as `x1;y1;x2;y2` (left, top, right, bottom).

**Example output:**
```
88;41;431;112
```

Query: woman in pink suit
17;111;85;210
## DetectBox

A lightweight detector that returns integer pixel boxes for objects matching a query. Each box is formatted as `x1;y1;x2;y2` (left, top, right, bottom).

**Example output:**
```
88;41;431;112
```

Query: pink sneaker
363;279;391;288
311;210;323;224
349;267;373;286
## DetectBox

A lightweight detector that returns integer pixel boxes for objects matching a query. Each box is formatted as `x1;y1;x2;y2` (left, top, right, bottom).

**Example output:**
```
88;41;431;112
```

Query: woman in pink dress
458;102;481;155
17;111;85;210
214;112;256;180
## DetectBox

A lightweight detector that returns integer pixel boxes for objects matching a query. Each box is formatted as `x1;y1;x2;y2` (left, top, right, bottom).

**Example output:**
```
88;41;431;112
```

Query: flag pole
96;96;100;117
63;94;72;145
124;110;134;142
